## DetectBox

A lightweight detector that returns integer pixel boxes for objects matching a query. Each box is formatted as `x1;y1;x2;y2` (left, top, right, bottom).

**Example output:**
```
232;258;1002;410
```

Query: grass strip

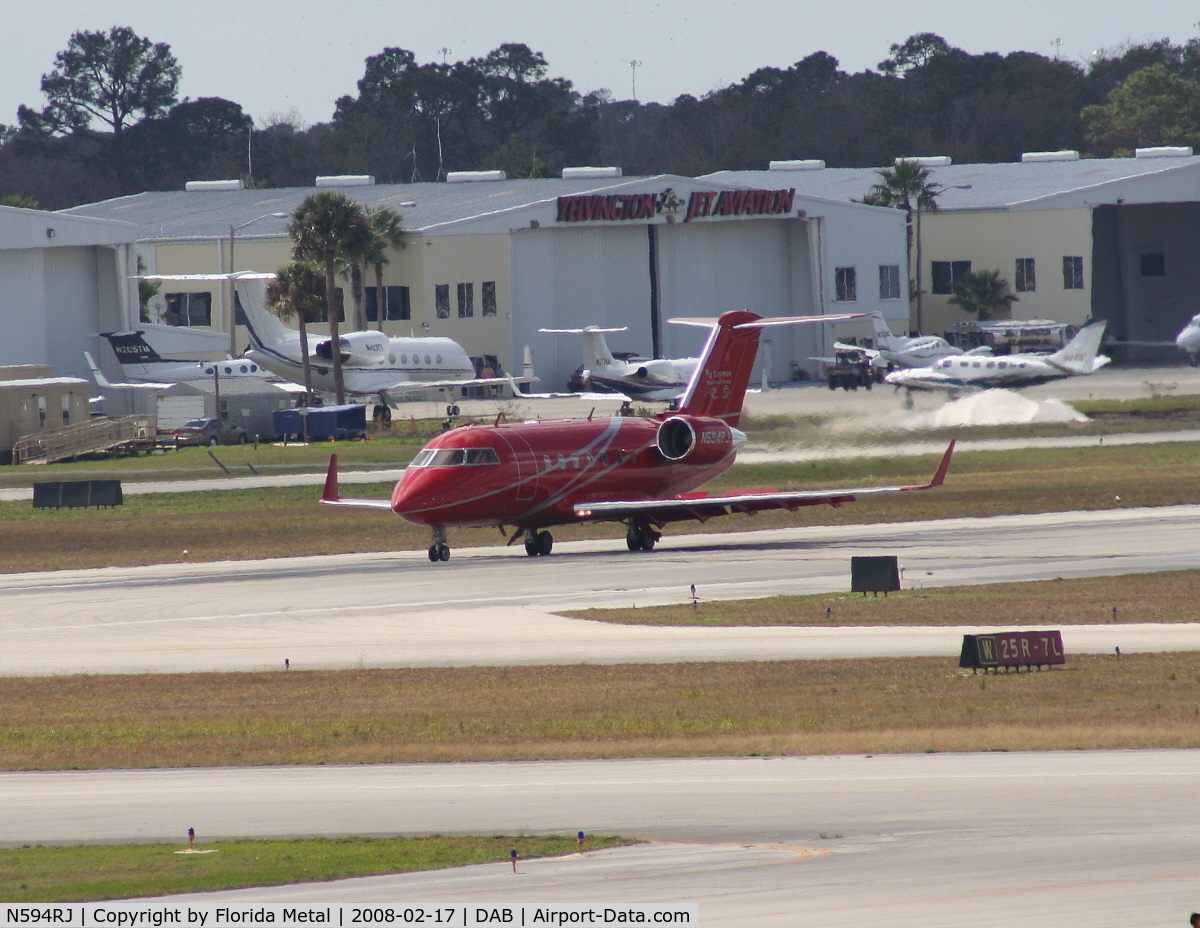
0;834;634;903
5;654;1200;770
563;569;1200;627
3;441;1200;572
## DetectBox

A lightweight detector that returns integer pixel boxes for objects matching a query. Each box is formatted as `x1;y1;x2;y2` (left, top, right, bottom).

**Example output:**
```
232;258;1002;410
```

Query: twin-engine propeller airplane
884;319;1109;393
322;309;955;562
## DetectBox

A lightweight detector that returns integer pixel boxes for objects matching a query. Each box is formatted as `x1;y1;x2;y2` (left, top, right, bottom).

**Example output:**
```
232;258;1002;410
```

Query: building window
878;265;901;300
482;281;497;316
1140;253;1166;277
1015;258;1036;292
435;284;450;319
457;282;474;318
61;394;71;425
330;288;346;323
834;267;857;302
164;292;212;326
366;286;411;321
931;260;971;295
1063;256;1084;290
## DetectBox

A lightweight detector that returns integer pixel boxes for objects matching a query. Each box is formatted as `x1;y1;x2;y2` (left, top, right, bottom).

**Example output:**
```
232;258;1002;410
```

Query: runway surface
6;751;1200;927
3;504;1198;675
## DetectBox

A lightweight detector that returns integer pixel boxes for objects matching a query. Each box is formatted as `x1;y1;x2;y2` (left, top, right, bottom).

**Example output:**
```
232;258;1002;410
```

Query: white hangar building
710;148;1200;356
0;204;136;379
63;172;907;392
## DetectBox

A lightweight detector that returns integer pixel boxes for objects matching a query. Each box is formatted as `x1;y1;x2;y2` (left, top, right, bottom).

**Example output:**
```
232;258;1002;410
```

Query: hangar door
656;219;799;383
510;225;651;393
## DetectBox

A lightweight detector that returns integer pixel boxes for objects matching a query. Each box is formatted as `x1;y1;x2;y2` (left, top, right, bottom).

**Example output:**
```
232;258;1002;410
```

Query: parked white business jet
141;273;534;403
539;326;698;402
885;320;1109;392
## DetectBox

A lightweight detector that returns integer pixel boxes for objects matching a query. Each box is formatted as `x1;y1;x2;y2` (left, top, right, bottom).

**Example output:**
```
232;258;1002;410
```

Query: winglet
322;454;340;502
924;440;955;488
83;351;112;389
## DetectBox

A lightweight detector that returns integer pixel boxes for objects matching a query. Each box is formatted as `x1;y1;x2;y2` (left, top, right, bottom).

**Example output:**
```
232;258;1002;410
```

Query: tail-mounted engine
314;332;389;367
655;415;740;464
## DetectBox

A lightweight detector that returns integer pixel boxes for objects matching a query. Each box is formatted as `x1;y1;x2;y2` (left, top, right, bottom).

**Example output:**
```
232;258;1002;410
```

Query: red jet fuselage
390;414;741;530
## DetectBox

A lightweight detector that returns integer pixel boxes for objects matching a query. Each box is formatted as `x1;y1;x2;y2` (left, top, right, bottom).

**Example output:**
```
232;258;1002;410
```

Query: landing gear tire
524;530;553;556
428;543;450;562
446;404;460;416
626;523;657;552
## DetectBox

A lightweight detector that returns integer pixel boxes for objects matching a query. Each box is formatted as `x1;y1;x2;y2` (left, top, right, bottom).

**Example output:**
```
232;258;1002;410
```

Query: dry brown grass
566;569;1200;627
6;654;1200;769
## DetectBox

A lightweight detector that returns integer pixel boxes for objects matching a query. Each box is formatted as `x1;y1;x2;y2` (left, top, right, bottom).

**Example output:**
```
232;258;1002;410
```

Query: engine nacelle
315;332;389;367
655;415;740;464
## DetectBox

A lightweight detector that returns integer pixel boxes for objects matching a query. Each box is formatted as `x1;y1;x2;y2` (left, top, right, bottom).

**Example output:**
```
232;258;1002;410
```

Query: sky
4;0;1199;130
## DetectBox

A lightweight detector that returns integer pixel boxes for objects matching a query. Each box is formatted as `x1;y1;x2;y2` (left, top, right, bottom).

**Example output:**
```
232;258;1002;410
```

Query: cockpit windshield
410;447;500;467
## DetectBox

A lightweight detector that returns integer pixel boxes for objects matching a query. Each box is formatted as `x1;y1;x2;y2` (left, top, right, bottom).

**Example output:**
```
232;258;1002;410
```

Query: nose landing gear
427;525;451;562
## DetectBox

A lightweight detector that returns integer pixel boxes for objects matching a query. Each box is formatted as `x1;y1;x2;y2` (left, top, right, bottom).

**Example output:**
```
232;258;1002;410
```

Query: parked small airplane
94;330;274;387
814;312;984;372
885;319;1109;393
322;309;955;562
141;273;535;405
539;326;698;402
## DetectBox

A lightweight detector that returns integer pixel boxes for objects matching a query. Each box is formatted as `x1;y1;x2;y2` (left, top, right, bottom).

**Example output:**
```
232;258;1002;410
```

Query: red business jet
321;309;954;562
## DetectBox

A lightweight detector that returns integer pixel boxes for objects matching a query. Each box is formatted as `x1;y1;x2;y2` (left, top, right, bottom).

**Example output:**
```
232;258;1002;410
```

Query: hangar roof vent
561;166;623;179
184;179;244;192
1021;151;1080;162
446;170;507;183
895;156;952;167
1135;146;1194;159
315;175;376;187
769;160;825;171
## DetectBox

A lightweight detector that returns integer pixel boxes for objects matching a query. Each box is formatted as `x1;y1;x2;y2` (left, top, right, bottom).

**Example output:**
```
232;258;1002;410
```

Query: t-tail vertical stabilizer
672;310;765;425
1048;319;1109;374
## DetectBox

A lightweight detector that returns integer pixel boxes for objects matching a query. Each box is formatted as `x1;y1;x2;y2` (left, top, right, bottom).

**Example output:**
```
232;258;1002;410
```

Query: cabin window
986;361;995;368
435;354;443;365
423;355;431;365
998;361;1008;368
482;281;497;316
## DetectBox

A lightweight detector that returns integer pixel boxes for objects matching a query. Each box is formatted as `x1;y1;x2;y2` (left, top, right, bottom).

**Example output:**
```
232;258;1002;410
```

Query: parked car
171;418;248;446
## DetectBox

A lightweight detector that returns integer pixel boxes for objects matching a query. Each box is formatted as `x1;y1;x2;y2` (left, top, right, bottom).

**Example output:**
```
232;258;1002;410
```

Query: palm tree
865;160;944;333
288;191;373;404
266;259;326;406
948;269;1018;321
365;206;406;330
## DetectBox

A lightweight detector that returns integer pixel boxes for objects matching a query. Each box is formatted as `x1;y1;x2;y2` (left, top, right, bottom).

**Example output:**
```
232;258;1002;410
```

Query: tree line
3;27;1200;210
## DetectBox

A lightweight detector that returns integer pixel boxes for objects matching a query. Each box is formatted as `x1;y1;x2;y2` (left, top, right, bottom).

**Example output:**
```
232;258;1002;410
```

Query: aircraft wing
574;442;954;523
318;455;397;510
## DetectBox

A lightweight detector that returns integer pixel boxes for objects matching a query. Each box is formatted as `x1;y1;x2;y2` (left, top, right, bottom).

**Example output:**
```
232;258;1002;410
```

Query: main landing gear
625;520;659;552
524;529;554;556
427;525;451;562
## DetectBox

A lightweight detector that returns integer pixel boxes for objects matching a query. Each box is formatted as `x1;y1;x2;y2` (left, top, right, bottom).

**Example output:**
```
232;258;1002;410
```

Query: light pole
228;212;287;356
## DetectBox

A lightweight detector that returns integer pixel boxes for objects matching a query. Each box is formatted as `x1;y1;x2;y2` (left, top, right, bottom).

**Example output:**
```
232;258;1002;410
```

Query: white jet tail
1048;319;1109;374
539;326;629;370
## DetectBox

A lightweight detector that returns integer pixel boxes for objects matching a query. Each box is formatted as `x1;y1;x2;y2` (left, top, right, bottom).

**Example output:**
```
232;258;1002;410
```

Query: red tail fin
674;310;764;425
